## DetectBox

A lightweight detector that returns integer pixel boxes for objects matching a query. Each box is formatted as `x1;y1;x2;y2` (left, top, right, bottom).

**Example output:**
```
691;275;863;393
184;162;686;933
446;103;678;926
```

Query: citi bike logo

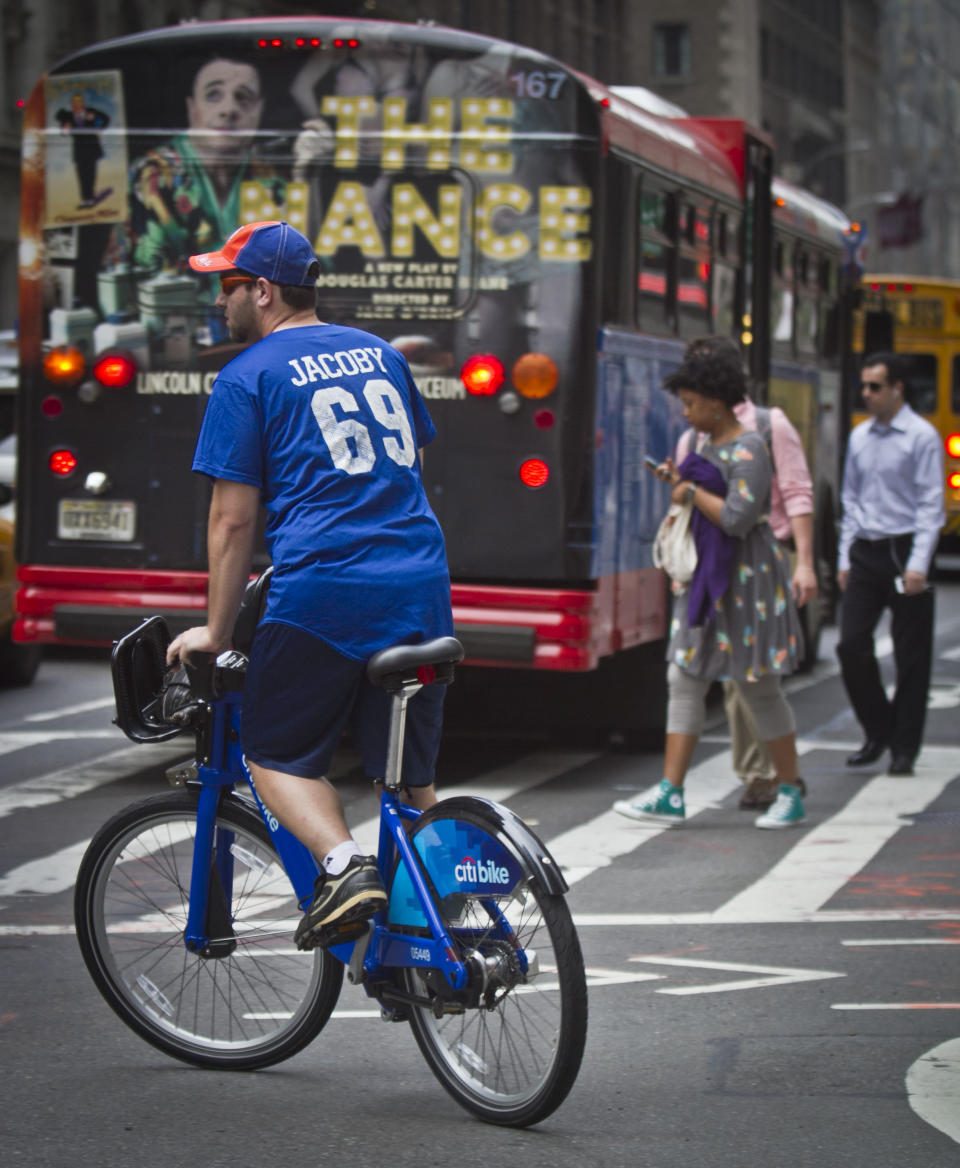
454;855;511;886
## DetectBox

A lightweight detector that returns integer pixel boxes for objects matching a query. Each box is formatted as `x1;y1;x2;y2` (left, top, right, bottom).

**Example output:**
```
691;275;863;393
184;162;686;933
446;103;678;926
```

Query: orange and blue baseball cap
189;220;318;287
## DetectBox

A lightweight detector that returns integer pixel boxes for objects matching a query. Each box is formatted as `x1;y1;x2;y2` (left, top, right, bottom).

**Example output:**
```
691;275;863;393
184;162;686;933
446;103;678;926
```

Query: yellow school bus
854;275;960;541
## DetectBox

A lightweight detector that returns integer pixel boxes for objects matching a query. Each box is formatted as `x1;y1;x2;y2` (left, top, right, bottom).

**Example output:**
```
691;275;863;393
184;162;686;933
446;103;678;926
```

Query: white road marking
0;923;76;936
350;749;600;854
1;732;956;934
629;955;844;995
832;1003;960;1010
0;838;92;899
907;1037;960;1146
712;748;959;923
574;909;960;926
0;730;119;748
841;938;960;946
252;965;669;1023
927;682;960;709
23;697;116;722
0;739;190;820
549;749;744;886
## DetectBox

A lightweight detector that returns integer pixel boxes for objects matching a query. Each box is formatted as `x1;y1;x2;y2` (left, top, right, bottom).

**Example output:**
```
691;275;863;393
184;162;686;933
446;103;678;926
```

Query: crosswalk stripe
1;736;957;931
0;838;92;899
0;739;191;820
713;746;960;922
23;697;116;723
0;749;599;903
350;749;600;854
549;752;744;885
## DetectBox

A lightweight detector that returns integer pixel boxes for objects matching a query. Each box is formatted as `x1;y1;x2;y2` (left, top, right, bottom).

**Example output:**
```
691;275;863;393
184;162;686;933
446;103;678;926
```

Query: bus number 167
509;71;566;99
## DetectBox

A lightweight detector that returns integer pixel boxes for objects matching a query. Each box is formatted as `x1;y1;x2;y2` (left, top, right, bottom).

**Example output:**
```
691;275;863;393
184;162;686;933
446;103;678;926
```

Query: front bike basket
111;616;187;743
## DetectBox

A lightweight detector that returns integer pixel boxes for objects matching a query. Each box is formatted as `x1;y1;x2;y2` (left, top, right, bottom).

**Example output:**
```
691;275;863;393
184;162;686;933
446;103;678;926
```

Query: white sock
323;841;363;876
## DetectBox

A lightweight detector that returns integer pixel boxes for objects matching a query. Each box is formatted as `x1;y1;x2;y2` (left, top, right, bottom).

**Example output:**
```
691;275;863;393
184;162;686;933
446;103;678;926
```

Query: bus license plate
57;499;136;542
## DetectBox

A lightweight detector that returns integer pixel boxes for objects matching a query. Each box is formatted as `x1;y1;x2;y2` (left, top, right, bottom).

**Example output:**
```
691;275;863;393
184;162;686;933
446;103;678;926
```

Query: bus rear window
904;353;937;414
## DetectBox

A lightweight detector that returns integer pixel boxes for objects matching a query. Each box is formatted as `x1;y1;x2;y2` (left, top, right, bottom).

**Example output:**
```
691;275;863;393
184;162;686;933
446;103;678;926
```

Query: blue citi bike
74;572;588;1127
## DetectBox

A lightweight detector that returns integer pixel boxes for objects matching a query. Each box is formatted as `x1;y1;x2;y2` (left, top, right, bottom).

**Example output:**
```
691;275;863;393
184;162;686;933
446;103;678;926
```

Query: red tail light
949;472;960;490
49;449;77;476
946;433;960;459
461;354;504;396
519;459;549;489
93;351;137;389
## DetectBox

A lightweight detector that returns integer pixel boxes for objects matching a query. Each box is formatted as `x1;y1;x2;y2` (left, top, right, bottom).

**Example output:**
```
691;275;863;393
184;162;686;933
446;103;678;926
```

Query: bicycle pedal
296;919;369;952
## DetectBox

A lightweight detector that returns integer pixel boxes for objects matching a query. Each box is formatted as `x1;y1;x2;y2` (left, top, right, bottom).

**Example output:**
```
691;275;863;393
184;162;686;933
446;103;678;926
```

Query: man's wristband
683;483;697;505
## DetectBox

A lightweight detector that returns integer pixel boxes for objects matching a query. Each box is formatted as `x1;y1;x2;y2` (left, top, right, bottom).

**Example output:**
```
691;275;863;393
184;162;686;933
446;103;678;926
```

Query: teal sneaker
754;784;806;829
613;779;685;826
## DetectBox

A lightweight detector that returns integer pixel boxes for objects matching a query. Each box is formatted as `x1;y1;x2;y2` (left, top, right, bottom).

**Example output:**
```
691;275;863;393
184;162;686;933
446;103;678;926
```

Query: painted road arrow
628;955;845;995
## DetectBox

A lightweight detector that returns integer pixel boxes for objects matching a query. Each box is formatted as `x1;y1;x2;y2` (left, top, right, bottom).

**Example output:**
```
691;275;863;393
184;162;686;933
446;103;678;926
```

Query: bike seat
232;566;273;655
366;637;464;691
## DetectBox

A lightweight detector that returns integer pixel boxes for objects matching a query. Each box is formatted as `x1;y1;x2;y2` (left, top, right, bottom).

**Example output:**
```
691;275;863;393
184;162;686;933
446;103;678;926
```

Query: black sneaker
294;856;387;951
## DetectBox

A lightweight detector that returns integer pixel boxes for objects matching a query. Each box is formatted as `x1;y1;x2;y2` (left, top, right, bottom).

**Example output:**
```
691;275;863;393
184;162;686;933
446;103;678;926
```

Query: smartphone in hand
643;455;660;471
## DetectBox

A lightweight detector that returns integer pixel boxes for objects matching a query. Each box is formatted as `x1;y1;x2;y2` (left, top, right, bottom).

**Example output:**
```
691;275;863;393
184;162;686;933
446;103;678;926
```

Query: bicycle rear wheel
401;800;587;1126
75;789;342;1070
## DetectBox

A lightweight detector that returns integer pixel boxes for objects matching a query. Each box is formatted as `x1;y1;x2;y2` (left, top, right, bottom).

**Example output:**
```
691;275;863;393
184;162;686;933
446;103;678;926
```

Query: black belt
855;533;913;544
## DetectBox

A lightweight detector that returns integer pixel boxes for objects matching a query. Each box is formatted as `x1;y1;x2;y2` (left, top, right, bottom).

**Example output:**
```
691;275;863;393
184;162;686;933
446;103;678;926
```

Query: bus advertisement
15;19;850;737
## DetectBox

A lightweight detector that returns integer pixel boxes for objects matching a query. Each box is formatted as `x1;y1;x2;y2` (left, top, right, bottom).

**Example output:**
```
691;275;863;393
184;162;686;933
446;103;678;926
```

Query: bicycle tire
74;788;342;1070
401;800;587;1126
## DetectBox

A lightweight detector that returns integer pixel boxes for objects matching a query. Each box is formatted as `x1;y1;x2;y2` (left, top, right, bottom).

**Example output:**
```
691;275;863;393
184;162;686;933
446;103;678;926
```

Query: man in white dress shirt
837;352;944;776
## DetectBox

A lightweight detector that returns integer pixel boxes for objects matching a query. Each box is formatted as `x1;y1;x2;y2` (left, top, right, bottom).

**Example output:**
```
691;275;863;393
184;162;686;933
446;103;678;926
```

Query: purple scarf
677;451;733;627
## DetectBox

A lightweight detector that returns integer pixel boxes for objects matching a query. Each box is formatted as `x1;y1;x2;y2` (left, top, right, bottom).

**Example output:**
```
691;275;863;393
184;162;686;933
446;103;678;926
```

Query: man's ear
254;277;273;307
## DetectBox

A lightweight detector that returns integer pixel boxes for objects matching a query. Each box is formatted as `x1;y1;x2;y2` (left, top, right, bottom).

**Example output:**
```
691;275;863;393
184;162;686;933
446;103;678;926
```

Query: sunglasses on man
861;380;887;392
219;273;256;295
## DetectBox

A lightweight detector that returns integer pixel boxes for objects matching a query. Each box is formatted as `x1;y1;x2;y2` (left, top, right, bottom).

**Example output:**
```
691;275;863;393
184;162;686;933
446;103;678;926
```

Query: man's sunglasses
861;380;886;392
219;274;256;295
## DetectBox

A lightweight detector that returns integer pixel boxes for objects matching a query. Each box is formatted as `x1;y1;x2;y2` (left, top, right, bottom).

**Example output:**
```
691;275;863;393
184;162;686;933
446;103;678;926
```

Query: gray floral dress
667;429;802;683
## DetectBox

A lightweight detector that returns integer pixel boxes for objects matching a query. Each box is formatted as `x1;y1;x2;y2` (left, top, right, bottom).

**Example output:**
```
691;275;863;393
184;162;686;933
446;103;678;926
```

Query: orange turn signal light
512;352;558;400
43;347;86;388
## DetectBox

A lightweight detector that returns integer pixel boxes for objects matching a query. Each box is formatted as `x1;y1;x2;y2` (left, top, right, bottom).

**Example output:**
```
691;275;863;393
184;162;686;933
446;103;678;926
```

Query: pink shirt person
675;397;813;542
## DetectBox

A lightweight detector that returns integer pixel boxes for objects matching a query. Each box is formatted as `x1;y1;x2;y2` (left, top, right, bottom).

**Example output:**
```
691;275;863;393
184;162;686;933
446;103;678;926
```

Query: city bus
14;18;850;737
855;275;960;549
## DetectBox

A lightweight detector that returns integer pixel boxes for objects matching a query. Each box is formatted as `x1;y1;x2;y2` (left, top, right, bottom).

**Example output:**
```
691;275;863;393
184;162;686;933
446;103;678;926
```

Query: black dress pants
836;536;934;758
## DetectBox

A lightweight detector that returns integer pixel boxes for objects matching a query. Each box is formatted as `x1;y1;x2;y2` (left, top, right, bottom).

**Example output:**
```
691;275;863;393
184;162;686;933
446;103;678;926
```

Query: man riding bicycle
166;220;453;951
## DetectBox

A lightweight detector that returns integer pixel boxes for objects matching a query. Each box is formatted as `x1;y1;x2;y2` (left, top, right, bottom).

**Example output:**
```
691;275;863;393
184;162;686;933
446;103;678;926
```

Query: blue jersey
192;323;453;659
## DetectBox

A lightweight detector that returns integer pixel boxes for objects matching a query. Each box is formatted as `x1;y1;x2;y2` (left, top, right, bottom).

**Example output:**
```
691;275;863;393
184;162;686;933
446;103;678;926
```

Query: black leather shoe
888;753;915;776
846;740;887;767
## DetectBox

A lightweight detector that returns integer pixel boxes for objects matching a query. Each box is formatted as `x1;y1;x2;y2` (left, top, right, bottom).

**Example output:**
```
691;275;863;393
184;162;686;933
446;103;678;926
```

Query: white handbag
653;501;697;584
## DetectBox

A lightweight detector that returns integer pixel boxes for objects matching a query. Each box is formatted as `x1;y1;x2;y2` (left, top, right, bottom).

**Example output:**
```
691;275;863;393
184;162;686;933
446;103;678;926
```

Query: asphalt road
2;580;959;1167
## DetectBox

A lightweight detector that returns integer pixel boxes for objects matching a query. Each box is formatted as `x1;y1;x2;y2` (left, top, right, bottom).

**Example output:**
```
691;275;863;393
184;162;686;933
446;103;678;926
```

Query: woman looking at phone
614;337;807;829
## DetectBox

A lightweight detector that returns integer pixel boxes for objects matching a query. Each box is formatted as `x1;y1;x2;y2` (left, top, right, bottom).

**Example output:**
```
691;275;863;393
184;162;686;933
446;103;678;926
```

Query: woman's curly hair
663;335;747;406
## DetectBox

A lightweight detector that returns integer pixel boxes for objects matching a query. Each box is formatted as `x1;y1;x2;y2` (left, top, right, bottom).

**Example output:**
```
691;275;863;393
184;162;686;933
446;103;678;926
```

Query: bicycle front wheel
74;789;342;1070
402;800;587;1126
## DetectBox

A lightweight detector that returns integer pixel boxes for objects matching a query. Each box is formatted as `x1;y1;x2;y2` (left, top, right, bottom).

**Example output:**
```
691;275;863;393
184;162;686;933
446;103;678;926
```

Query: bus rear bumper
14;567;668;667
450;574;666;671
14;566;209;646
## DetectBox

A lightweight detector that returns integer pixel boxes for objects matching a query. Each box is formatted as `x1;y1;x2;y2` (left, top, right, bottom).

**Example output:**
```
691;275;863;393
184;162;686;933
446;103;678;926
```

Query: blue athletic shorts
240;621;445;786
